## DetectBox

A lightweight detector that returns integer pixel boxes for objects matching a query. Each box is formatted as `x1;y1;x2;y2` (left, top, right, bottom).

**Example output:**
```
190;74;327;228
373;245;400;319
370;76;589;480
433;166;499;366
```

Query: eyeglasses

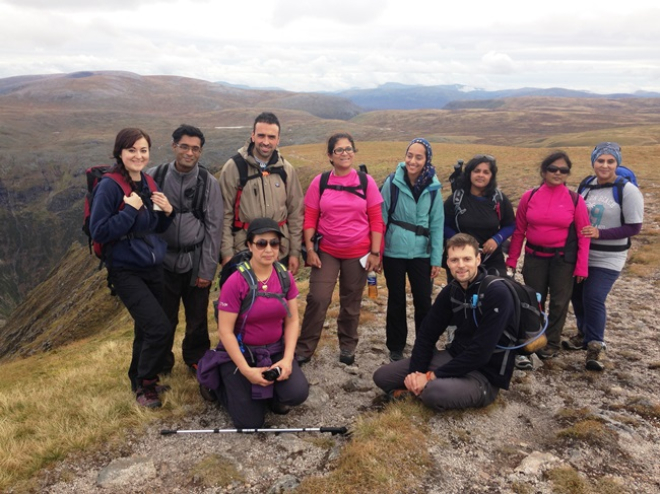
546;165;571;174
252;238;281;249
175;143;202;154
332;147;354;155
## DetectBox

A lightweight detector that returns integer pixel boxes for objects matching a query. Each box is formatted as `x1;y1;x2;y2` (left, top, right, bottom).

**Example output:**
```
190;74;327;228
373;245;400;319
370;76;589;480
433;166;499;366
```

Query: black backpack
231;153;288;232
452;275;548;374
151;163;209;222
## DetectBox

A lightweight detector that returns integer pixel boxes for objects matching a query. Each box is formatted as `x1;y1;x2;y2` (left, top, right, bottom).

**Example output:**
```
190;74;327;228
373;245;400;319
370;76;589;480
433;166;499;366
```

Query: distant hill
334;82;660;111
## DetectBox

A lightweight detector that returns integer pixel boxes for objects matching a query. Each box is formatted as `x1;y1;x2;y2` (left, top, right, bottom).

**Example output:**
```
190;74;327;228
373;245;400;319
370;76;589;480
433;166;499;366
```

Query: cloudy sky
1;0;659;94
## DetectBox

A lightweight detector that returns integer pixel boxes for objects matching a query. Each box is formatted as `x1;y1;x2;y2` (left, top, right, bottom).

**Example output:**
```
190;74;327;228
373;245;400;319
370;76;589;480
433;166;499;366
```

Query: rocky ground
32;258;660;494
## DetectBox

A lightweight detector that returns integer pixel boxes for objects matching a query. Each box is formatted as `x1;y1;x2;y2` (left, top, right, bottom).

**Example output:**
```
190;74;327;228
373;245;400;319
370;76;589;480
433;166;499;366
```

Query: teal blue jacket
382;162;444;265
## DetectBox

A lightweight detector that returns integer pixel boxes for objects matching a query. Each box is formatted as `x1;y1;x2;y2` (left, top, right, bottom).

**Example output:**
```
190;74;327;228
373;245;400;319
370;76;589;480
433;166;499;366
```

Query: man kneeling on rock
373;233;517;410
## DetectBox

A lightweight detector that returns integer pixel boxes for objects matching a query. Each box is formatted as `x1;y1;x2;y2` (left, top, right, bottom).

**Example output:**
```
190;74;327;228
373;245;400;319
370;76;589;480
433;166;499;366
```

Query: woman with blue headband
381;138;444;362
563;142;644;371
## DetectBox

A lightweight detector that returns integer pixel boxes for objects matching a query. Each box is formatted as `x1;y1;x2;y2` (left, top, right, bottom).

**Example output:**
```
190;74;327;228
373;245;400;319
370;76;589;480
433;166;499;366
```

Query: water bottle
367;271;378;299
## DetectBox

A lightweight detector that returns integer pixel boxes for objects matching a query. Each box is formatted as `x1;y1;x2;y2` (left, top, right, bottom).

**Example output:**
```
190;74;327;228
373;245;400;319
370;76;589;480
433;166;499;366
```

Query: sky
1;0;659;94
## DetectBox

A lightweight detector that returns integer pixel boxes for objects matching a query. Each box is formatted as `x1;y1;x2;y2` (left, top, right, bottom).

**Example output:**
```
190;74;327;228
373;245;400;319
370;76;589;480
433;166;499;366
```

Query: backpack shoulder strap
152;163;168;190
233;154;251;188
357;171;368;196
104;171;133;197
190;165;209;221
236;261;259;315
319;171;332;198
387;173;398;220
269;164;288;185
144;173;158;193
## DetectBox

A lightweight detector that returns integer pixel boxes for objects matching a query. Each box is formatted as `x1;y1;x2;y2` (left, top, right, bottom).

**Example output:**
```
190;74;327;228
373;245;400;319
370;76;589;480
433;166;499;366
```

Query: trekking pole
160;426;348;436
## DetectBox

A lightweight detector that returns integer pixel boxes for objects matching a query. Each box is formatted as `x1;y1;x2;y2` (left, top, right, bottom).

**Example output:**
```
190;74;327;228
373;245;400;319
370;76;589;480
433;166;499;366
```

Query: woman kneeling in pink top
296;133;384;366
506;151;590;363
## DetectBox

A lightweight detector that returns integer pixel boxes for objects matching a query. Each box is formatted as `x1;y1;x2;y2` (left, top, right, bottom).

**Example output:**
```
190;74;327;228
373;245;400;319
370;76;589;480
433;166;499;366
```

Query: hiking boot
389;350;404;362
136;380;162;408
562;333;586;351
199;384;216;402
585;341;606;371
296;355;311;366
269;400;291;415
515;355;534;370
536;346;558;360
188;363;199;377
155;384;171;394
339;350;355;365
388;389;415;401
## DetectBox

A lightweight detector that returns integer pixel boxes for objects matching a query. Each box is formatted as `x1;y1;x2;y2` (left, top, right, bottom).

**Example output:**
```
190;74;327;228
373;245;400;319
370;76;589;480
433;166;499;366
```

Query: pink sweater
506;184;590;277
304;169;383;259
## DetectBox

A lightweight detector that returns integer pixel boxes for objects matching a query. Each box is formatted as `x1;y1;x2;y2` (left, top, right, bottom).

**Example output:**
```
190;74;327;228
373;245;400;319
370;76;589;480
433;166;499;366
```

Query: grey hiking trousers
373;349;499;410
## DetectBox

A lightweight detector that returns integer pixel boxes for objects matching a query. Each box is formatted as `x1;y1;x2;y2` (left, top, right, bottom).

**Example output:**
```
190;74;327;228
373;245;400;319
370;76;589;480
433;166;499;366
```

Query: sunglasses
252;238;281;249
546;165;570;174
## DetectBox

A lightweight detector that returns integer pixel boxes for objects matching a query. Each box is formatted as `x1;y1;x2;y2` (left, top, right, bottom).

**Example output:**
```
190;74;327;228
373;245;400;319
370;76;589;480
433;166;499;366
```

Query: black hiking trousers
160;268;211;372
108;266;172;391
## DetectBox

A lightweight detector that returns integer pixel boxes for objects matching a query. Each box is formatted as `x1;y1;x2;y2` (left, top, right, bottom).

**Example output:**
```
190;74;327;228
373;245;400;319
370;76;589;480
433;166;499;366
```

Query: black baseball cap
246;217;283;240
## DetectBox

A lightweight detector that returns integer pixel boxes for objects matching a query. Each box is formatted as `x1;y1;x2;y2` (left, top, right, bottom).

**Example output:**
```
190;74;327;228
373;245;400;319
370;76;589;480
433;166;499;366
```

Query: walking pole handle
320;427;348;435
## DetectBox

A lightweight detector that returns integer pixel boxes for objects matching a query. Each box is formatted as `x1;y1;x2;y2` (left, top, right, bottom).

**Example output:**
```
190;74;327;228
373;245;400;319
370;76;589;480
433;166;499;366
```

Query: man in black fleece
373;233;516;410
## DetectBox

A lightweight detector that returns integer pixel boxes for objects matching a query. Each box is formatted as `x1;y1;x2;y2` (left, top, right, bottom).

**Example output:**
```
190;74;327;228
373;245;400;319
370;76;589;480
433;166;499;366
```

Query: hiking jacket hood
382;162;444;266
146;162;223;281
219;140;304;260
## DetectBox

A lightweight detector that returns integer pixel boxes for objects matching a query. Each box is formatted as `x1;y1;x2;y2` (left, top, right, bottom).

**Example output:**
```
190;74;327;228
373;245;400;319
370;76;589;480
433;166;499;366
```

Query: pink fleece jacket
506;183;590;277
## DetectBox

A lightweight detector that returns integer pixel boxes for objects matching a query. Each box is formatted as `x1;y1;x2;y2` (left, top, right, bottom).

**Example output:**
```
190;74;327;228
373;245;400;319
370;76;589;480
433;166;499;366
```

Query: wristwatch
370;251;380;257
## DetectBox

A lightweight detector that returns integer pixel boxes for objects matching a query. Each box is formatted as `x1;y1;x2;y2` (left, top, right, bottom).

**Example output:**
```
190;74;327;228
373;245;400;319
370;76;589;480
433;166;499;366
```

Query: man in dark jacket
147;124;223;374
373;233;516;410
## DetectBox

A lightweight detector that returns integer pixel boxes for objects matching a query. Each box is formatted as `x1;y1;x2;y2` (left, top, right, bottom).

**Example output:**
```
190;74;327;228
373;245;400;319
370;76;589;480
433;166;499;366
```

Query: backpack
452;275;548;374
82;165;158;259
382;172;439;237
448;159;464;193
451;188;503;231
318;169;368;200
615;165;638;187
151;163;209;221
577;174;637;251
213;252;291;321
231;153;288;232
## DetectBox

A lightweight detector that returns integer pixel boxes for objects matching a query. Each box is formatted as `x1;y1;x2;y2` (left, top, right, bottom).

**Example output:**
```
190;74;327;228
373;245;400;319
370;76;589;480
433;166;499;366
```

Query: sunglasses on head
252;238;281;249
546;165;570;174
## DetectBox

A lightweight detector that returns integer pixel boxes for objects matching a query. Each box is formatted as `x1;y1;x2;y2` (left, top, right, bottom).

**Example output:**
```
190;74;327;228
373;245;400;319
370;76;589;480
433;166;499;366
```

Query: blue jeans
571;266;620;344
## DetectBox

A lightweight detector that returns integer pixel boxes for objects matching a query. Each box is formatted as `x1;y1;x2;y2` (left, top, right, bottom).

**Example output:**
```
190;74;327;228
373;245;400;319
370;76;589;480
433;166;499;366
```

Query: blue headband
407;138;432;165
591;142;622;167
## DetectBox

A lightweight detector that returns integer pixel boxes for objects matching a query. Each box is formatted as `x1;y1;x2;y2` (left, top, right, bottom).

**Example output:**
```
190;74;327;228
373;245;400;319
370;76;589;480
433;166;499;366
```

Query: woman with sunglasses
215;217;308;428
296;132;384;366
90;128;175;408
564;143;643;371
506;151;590;362
443;154;515;279
381;138;443;362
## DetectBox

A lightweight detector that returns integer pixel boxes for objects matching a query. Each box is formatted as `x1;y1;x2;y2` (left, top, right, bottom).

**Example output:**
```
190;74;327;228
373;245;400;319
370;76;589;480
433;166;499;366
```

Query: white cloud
0;0;659;93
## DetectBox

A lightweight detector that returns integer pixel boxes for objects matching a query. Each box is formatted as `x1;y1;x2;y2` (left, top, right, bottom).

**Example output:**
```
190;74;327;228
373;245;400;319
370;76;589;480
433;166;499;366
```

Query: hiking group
87;115;644;426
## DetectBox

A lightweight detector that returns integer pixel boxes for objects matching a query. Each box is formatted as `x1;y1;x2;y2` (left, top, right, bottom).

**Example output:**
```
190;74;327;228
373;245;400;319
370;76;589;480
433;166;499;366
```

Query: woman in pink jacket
506;151;590;362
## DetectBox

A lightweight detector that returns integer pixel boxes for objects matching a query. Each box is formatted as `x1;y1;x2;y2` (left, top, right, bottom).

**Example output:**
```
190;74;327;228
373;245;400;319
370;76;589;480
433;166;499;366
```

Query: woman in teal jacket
382;138;444;362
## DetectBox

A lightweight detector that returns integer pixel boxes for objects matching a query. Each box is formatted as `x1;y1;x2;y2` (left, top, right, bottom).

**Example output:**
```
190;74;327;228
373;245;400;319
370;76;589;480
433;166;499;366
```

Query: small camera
262;367;281;381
